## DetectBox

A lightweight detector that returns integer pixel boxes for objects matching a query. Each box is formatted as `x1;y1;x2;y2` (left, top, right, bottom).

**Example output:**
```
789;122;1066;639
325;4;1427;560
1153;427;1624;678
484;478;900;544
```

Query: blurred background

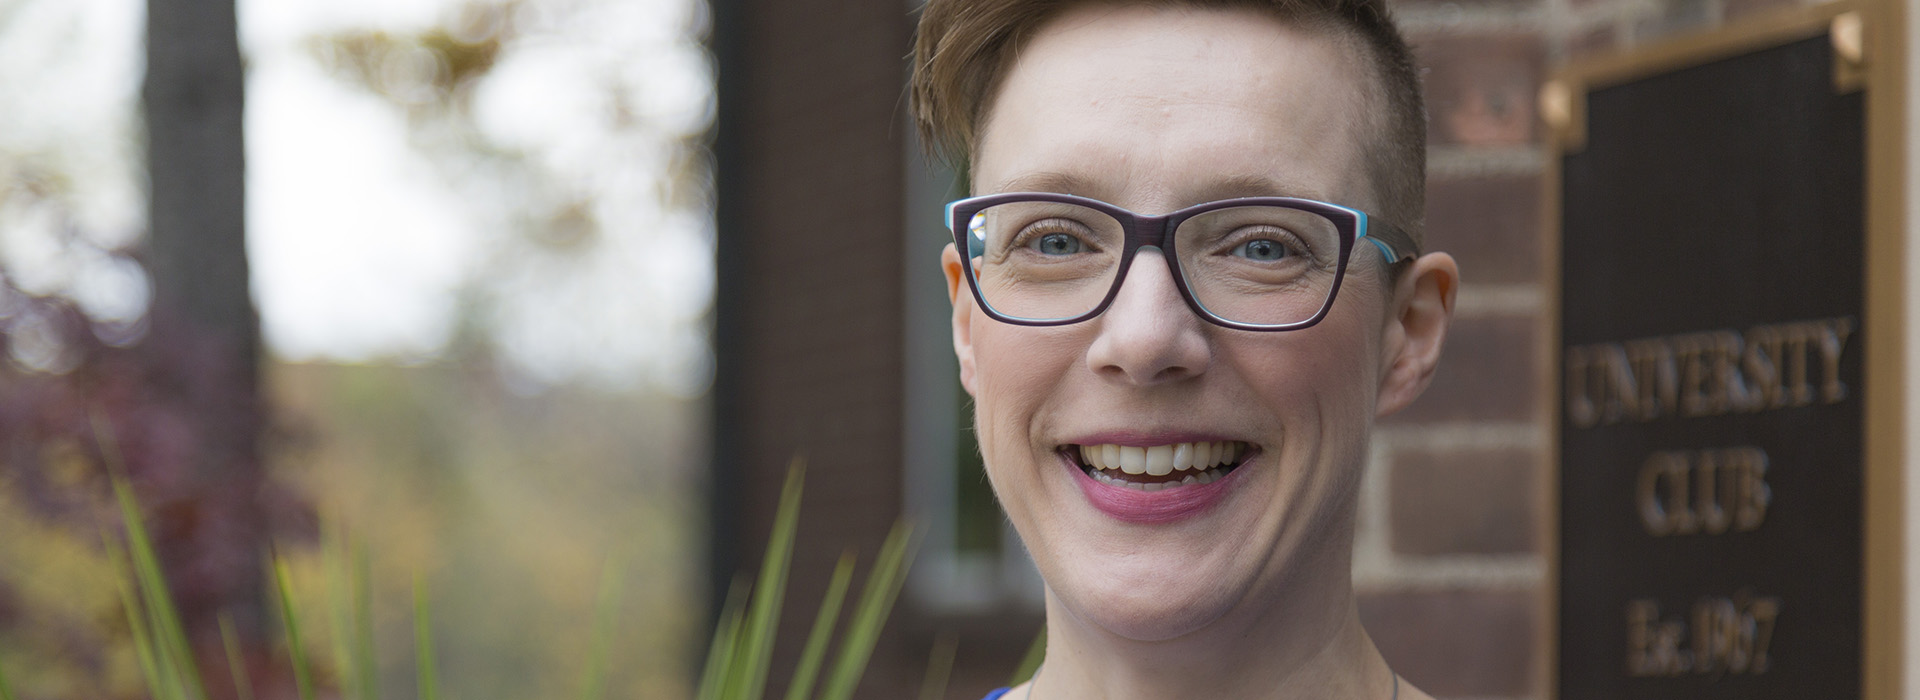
0;0;711;696
0;0;1859;697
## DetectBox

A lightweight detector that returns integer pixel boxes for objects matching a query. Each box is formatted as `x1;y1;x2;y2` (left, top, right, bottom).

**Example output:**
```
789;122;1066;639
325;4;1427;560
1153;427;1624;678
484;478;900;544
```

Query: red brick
1567;25;1620;61
1424;174;1543;284
1388;0;1531;10
1630;0;1715;44
1382;315;1541;424
718;3;920;699
1414;34;1545;147
1358;589;1538;697
1723;0;1800;22
1390;447;1541;555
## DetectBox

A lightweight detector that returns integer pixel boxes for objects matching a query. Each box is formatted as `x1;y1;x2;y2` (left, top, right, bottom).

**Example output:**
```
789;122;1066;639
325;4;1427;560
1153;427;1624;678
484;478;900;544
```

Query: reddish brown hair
910;0;1427;249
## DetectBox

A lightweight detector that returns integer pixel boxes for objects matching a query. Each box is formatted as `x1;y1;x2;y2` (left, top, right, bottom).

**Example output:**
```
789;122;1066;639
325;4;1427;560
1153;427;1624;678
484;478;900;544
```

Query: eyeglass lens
965;202;1344;326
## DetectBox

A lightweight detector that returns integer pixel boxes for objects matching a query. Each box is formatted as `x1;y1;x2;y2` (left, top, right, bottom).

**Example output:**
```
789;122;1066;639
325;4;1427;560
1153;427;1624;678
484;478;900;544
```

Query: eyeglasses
946;192;1418;331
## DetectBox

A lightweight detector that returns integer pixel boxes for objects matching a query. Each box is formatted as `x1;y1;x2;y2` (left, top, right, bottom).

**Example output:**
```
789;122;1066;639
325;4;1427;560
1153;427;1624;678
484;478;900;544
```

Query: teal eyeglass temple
1359;214;1418;265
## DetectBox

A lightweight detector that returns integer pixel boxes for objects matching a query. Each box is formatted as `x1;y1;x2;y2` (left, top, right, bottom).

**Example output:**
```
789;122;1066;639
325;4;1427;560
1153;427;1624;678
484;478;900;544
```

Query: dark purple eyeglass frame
946;191;1419;332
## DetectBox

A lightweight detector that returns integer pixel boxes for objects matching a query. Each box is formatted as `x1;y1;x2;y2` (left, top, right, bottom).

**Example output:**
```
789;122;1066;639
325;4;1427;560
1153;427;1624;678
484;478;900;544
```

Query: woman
910;1;1460;699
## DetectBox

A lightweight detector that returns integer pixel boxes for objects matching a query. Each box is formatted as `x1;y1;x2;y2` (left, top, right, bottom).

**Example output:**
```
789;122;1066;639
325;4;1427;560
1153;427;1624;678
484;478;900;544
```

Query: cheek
1223;300;1386;417
970;319;1084;404
1311;278;1391;388
968;320;1085;468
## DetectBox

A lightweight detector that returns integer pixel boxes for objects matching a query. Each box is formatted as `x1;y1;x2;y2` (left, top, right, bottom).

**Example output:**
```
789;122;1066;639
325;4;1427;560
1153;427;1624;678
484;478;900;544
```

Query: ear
1376;252;1459;417
942;243;979;397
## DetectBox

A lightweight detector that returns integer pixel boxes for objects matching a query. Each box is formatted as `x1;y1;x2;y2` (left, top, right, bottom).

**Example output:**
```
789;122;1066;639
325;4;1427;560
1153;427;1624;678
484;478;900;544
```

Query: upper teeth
1077;441;1246;476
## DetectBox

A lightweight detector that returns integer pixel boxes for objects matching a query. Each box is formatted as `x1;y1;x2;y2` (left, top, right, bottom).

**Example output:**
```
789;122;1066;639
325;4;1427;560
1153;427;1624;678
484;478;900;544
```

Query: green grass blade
736;461;805;700
219;612;255;700
721;607;757;700
816;521;917;700
97;410;207;700
1010;627;1045;686
273;555;316;700
576;554;626;700
916;633;957;700
323;524;356;700
780;552;854;700
354;541;378;700
0;650;16;700
413;575;439;700
695;579;749;700
110;474;207;700
105;539;168;700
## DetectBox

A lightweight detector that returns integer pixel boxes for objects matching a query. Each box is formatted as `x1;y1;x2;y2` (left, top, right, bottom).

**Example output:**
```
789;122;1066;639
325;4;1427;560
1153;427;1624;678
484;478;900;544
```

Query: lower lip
1065;452;1247;524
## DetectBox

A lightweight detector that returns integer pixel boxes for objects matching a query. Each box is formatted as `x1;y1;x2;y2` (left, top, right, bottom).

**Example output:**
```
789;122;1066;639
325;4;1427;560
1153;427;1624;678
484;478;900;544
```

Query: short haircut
910;0;1427;251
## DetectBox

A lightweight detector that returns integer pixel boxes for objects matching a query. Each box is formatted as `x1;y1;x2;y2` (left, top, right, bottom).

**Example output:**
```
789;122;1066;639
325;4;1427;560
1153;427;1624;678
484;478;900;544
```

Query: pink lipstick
1064;449;1246;524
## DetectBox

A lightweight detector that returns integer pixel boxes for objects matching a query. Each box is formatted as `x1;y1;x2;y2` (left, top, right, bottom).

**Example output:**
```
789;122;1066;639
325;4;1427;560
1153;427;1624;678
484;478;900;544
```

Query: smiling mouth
1066;441;1254;492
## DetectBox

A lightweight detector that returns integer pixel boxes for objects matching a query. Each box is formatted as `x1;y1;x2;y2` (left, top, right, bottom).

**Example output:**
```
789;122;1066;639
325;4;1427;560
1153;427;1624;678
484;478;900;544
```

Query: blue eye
1233;238;1292;262
1031;232;1084;256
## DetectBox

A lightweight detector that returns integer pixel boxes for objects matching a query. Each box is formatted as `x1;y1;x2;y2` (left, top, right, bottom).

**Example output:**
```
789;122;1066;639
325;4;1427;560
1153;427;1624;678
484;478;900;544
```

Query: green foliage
218;614;255;700
697;461;920;700
353;543;378;700
696;582;748;700
780;553;853;700
272;361;702;698
734;464;804;700
273;556;317;700
916;634;957;700
415;576;439;700
13;440;929;700
320;525;380;700
322;528;355;700
578;553;626;700
101;407;209;700
0;650;14;700
815;520;914;700
1011;628;1047;686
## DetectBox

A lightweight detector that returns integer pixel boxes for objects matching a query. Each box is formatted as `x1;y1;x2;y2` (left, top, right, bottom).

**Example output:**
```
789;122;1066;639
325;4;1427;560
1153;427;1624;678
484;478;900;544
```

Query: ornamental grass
0;421;925;700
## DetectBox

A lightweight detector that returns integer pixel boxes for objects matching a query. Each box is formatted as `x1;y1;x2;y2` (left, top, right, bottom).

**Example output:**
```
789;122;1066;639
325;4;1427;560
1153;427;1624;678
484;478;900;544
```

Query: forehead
975;4;1377;212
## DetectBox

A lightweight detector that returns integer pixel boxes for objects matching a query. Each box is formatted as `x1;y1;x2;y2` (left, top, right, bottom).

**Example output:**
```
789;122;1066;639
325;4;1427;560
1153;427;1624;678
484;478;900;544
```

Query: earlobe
942;244;979;396
1376;252;1459;417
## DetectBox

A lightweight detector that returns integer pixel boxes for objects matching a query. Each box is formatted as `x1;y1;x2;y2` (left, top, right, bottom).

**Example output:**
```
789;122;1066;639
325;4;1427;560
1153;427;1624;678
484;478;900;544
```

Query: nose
1085;248;1213;385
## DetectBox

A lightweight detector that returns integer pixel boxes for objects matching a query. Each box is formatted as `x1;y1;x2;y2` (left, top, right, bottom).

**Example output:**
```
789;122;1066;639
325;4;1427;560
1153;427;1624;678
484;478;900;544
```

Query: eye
1232;238;1295;262
1030;232;1084;256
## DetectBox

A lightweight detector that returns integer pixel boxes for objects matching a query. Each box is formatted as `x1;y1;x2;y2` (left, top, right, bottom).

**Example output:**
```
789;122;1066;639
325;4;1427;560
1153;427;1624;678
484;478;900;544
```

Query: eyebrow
989;171;1104;199
985;171;1332;206
1192;173;1332;204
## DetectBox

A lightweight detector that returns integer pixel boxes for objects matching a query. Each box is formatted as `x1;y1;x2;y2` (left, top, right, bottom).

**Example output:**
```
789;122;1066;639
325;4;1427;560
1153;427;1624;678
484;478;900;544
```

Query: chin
1052;553;1255;642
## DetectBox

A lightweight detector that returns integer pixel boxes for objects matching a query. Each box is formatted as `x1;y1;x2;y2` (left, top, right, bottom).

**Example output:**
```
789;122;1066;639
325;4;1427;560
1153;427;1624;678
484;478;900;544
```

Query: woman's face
944;5;1398;642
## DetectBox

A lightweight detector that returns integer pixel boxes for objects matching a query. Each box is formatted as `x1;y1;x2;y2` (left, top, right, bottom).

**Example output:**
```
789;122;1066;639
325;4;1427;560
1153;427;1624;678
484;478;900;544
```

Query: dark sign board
1553;10;1872;700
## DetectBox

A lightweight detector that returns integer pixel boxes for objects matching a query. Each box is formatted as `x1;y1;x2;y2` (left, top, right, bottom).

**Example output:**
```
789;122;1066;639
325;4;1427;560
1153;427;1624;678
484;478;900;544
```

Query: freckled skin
939;6;1457;700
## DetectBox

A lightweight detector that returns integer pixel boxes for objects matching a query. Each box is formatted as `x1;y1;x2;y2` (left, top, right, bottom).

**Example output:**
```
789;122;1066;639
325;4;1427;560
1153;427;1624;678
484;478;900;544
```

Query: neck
1026;532;1393;700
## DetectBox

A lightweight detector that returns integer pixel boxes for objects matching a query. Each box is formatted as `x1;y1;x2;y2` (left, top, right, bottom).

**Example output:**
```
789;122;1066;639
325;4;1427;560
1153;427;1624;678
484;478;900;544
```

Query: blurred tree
142;0;275;676
298;0;717;394
0;0;290;692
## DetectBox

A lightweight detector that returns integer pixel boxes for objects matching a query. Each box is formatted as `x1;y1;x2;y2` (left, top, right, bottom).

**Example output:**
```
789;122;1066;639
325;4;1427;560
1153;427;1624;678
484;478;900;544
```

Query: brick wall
1356;0;1820;697
707;0;919;697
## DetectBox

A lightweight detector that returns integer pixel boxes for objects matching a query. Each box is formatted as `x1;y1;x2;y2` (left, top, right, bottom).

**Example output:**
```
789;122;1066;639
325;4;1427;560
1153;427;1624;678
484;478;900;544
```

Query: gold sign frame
1539;1;1910;697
